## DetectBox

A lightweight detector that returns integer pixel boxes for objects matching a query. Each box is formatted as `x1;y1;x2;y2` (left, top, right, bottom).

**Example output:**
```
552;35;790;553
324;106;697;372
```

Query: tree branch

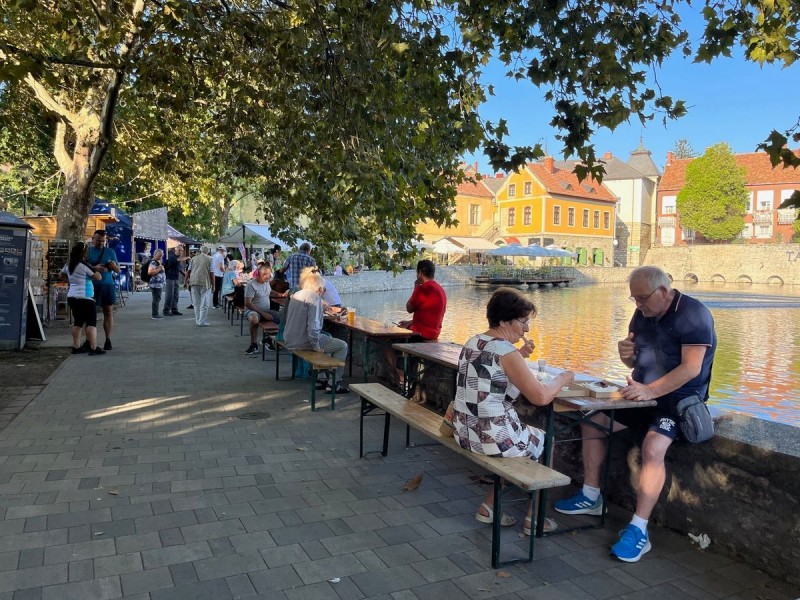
24;73;79;124
1;43;118;69
53;121;72;173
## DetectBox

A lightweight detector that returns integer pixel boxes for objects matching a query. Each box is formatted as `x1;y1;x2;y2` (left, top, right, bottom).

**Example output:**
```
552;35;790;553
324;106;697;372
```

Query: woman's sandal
523;515;558;536
475;502;516;527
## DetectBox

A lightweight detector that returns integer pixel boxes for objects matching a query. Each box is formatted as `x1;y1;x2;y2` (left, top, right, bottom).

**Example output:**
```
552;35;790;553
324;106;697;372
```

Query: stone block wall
551;413;800;586
646;244;800;285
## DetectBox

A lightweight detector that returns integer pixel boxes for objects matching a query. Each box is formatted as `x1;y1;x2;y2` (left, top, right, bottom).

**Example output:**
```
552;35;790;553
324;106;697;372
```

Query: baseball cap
217;245;226;250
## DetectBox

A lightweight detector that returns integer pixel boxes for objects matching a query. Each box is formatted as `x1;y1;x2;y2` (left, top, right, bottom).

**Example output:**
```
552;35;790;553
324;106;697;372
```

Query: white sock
630;514;648;534
582;484;601;502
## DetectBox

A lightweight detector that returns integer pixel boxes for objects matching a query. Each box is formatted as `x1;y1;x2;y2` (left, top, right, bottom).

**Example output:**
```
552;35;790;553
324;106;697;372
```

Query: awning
432;236;497;254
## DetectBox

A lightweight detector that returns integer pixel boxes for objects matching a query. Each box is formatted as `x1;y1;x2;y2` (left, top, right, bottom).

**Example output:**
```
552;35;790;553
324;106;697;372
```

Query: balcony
658;215;676;227
777;208;798;225
753;210;773;225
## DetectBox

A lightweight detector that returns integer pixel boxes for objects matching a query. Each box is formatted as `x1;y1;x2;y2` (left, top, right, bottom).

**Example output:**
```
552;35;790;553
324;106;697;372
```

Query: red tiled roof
526;163;617;203
456;178;493;198
660;151;800;191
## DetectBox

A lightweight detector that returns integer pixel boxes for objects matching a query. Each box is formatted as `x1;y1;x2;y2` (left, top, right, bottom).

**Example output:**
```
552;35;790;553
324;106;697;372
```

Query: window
523;182;532;195
508;184;516;198
507;208;516;226
553;206;561;225
757;190;773;210
469;204;480;226
593;210;600;228
603;211;610;229
568;207;575;227
756;224;772;238
746;192;754;213
582;209;589;228
741;223;753;239
662;195;676;214
681;228;695;241
523;206;532;225
781;189;796;204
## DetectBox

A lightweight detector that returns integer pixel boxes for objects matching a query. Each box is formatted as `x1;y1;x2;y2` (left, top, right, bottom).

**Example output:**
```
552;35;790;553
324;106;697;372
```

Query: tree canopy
1;0;798;258
672;139;698;159
677;143;749;241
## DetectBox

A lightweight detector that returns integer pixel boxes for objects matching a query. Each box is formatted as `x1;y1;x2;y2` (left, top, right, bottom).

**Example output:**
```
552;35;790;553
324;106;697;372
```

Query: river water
340;282;800;426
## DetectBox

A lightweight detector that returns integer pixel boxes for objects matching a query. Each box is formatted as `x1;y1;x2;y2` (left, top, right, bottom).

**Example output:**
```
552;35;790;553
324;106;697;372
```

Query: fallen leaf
94;532;104;536
296;447;307;452
108;490;119;496
328;577;341;583
496;570;512;578
403;472;423;492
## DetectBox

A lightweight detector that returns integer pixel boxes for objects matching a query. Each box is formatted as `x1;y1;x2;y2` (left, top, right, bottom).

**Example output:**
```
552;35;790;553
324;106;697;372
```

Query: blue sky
464;18;800;174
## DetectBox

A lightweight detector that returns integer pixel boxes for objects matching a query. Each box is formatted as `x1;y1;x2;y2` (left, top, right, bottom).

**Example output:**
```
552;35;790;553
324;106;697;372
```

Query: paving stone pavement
0;292;796;600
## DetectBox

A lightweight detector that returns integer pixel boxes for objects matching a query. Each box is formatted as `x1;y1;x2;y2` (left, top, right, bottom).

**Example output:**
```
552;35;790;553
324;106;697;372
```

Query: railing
753;210;773;225
658;215;676;227
777;208;798;225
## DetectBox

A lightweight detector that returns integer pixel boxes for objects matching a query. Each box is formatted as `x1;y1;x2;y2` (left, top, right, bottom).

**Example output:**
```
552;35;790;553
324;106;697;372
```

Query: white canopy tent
431;236;497;255
218;224;311;253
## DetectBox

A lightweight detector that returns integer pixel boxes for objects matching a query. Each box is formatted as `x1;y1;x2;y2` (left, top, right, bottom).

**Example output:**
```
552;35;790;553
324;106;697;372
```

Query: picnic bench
349;383;571;568
274;341;346;411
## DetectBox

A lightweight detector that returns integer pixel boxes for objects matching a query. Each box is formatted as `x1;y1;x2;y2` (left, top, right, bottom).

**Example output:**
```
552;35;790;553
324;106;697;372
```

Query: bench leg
330;370;336;411
491;477;535;568
382;412;391;457
275;346;281;380
310;369;316;412
240;312;244;336
359;398;367;458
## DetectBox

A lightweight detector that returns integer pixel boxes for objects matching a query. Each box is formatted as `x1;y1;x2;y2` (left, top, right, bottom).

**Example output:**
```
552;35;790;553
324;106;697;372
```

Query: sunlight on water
341;282;800;426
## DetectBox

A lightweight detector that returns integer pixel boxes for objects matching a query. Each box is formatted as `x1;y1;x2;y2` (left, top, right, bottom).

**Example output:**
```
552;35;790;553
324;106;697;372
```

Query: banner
238;242;247;263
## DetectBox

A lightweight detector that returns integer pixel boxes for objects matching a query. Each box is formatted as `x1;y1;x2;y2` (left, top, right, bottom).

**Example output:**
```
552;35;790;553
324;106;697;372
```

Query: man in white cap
211;245;227;308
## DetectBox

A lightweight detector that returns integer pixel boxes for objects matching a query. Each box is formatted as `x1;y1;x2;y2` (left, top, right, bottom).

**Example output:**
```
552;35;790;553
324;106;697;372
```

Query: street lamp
17;165;33;216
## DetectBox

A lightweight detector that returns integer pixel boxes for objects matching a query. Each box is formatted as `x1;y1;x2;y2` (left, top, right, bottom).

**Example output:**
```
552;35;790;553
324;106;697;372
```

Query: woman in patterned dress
453;287;574;535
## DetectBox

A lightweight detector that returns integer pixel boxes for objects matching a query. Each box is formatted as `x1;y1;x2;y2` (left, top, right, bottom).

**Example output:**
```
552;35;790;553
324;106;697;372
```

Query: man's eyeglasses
629;288;659;304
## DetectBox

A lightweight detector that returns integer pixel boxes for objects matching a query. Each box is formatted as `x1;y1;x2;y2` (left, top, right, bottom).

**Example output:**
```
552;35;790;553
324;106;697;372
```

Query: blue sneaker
610;524;651;562
553;492;604;515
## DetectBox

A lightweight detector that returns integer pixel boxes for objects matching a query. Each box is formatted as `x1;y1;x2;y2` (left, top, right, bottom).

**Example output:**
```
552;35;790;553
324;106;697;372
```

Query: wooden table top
326;315;417;337
392;342;463;368
392;341;657;412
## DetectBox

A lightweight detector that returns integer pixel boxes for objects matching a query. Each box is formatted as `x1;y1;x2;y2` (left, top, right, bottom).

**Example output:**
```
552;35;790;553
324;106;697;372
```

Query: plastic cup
347;308;356;324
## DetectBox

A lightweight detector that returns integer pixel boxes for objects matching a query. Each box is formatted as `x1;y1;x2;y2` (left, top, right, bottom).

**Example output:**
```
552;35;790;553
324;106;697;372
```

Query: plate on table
555;382;591;398
581;380;622;399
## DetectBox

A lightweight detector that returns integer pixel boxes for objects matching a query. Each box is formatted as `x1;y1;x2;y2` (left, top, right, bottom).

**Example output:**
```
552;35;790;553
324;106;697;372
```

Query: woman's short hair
486;287;537;328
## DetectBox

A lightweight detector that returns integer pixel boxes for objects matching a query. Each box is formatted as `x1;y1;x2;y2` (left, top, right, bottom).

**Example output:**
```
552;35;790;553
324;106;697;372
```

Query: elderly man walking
187;247;214;326
211;245;227;309
554;266;716;563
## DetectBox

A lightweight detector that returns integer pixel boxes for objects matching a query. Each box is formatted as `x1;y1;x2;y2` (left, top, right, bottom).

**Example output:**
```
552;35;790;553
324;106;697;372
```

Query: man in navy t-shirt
86;230;120;350
554;266;716;563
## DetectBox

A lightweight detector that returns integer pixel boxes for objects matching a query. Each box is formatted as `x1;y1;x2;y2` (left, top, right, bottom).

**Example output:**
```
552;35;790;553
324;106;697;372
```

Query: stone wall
326;266;473;294
645;244;800;285
551;413;800;587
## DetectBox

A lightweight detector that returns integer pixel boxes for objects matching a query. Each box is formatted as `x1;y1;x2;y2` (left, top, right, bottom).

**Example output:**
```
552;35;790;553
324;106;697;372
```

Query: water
340;282;800;426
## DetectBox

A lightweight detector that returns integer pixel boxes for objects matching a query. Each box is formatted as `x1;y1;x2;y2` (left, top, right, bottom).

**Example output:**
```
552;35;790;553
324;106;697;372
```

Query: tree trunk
55;131;96;242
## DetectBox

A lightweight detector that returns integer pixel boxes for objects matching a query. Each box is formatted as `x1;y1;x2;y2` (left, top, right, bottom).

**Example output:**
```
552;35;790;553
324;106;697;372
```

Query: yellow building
416;167;496;245
495;158;618;265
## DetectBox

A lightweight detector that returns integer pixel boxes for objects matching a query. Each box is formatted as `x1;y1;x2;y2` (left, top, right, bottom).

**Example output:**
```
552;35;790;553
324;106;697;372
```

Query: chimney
666;151;675;165
543;156;555;173
495;172;504;178
474;161;479;172
604;151;613;160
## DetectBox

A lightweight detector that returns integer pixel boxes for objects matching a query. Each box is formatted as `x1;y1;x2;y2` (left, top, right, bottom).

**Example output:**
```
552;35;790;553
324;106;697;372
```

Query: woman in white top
453;287;573;535
60;242;104;355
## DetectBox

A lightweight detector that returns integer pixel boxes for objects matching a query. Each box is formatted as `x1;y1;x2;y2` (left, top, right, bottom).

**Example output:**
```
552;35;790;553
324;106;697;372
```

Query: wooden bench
349;383;571;569
259;322;279;360
275;341;346;411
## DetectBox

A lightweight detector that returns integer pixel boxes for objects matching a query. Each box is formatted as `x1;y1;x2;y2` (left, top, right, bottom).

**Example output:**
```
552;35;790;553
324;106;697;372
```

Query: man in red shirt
386;259;447;386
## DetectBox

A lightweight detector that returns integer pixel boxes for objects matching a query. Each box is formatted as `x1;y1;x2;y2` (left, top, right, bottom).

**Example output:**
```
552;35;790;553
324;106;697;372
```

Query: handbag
676;395;714;443
438;401;456;437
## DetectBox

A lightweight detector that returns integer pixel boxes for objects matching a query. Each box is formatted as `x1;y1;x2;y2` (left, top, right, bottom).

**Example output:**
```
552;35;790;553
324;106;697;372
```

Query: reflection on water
341;282;800;426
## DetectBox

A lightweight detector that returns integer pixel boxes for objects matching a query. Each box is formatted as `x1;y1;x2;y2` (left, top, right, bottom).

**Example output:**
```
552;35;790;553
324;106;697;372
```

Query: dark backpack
141;261;155;283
